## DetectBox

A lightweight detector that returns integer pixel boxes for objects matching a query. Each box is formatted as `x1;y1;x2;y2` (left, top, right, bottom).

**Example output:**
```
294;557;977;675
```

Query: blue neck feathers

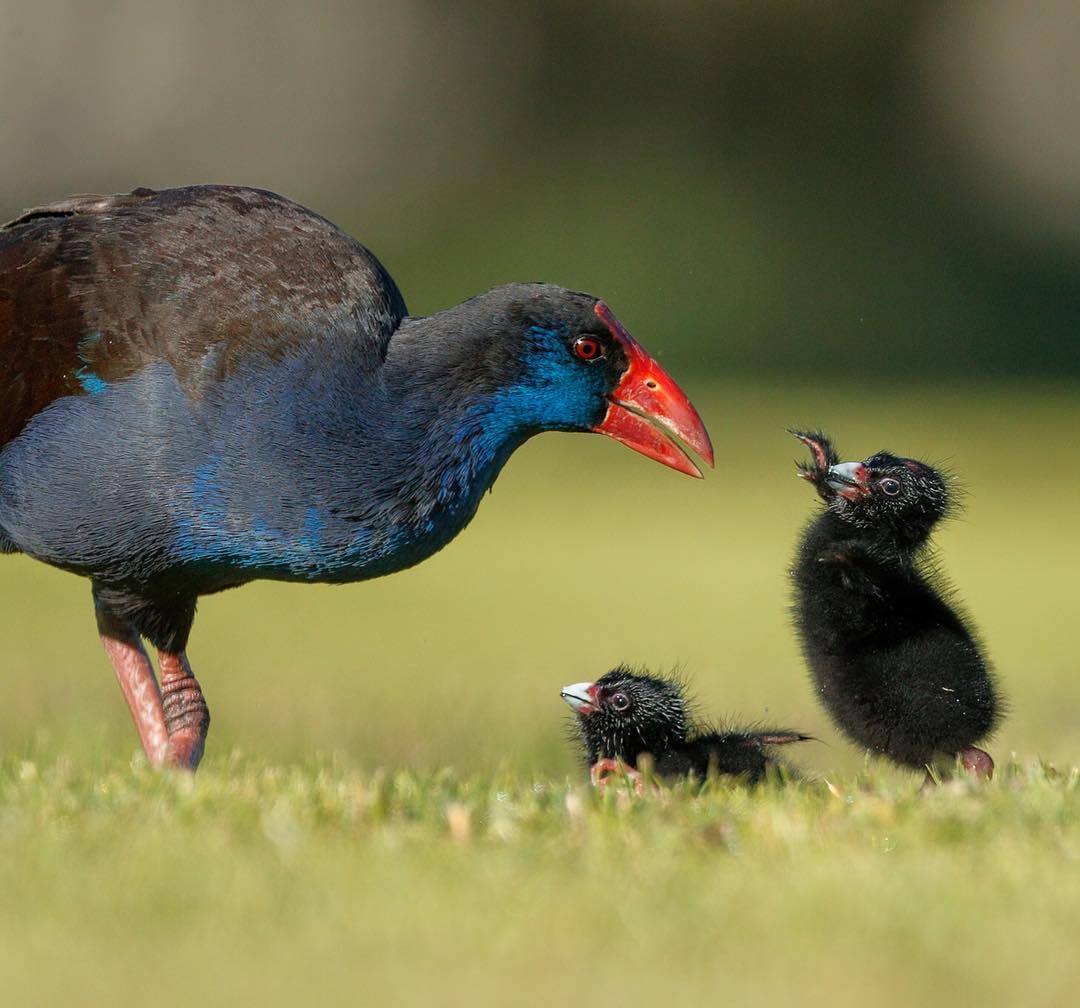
171;335;538;585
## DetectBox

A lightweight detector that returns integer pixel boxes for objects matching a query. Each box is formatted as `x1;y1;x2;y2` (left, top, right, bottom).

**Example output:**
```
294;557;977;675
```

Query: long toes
589;760;646;795
790;430;830;470
590;759;621;788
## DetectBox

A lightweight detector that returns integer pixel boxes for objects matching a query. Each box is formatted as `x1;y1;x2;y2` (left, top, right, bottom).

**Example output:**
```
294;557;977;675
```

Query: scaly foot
158;651;210;771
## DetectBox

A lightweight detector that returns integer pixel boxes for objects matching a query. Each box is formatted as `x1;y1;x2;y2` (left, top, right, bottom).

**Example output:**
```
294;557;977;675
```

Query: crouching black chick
560;667;810;789
789;430;1002;781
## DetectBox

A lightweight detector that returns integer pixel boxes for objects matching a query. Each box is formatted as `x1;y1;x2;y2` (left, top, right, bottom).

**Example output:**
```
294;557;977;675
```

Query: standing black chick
560;667;809;788
789;430;1001;780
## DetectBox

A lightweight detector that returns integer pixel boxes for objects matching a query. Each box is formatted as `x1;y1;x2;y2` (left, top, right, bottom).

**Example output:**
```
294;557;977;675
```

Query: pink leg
960;747;994;780
590;758;645;795
922;747;995;789
99;632;169;767
158;650;210;771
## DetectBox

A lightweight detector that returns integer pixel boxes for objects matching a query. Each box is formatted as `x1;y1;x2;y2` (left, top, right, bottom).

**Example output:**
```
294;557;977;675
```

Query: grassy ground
1;380;1078;1005
2;759;1078;1006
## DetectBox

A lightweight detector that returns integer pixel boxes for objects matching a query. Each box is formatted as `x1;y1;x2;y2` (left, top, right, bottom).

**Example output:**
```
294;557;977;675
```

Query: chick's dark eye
609;692;631;712
573;336;604;361
879;477;901;497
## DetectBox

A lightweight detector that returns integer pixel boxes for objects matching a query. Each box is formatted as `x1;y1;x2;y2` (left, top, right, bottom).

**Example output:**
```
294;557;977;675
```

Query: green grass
1;381;1078;1005
2;759;1078;1006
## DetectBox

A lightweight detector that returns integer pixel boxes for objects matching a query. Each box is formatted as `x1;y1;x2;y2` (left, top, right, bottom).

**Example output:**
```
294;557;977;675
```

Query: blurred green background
1;2;1077;769
4;1;1079;377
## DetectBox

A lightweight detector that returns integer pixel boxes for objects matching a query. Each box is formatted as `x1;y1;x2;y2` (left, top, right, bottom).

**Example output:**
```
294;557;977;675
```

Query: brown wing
0;185;407;447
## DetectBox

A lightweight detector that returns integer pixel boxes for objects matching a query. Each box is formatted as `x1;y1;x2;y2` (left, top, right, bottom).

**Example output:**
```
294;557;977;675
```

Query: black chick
789;430;1002;780
560;667;809;788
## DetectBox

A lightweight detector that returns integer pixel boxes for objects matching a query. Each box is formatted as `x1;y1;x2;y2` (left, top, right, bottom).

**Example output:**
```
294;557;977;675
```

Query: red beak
591;302;714;478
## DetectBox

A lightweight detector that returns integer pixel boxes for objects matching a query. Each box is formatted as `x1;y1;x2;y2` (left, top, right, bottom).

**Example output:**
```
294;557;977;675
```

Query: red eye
573;336;603;361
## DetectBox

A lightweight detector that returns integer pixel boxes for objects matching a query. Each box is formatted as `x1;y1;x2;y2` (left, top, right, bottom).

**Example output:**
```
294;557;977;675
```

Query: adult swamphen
789;430;1001;782
561;667;809;790
0;185;713;770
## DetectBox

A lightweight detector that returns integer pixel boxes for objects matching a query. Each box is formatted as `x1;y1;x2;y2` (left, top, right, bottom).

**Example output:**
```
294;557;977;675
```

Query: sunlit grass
1;381;1077;1006
1;756;1078;1007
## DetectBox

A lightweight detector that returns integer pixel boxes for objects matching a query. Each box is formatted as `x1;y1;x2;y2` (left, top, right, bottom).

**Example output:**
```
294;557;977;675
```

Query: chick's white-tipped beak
826;461;870;499
560;682;599;715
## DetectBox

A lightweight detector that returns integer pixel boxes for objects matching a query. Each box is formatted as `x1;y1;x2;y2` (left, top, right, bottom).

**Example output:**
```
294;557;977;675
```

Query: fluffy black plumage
561;667;810;785
789;430;1002;777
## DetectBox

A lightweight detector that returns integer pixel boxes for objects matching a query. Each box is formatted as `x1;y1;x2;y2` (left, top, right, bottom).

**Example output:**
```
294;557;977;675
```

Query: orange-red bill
591;301;714;477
